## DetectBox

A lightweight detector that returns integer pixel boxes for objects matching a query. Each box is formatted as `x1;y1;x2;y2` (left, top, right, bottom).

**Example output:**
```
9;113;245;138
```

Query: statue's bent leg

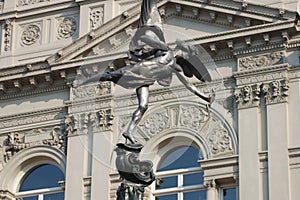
123;86;149;144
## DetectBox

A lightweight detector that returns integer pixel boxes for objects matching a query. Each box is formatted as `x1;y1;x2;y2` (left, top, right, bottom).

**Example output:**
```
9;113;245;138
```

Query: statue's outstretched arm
174;65;211;103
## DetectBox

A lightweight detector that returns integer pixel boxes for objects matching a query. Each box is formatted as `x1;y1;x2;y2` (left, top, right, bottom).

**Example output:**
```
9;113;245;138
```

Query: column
204;180;217;200
264;80;290;200
236;84;261;200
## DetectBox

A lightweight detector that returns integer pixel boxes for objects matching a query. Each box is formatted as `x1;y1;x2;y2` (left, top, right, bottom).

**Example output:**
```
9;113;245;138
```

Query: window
220;187;237;200
16;164;65;200
153;146;206;200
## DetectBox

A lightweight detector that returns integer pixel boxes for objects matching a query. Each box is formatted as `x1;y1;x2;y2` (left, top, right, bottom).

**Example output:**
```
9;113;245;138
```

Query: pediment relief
46;0;298;64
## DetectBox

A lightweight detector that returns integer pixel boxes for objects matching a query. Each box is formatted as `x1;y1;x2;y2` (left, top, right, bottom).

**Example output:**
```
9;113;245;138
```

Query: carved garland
57;17;77;39
21;24;41;46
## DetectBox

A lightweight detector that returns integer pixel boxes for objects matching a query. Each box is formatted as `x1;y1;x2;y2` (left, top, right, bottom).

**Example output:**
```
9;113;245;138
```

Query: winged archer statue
73;0;215;148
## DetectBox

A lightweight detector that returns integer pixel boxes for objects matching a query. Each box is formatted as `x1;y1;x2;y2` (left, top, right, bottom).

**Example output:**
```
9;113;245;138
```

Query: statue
73;0;215;148
73;0;215;199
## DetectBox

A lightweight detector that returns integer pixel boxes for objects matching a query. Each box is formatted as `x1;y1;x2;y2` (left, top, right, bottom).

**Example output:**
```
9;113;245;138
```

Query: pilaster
263;80;290;200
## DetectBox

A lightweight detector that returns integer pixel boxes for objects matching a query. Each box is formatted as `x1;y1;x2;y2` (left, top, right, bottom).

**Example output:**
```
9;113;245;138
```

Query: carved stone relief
21;24;41;46
262;79;289;105
118;103;235;157
4;19;13;51
207;123;233;156
72;82;112;100
238;51;285;71
17;0;50;7
235;84;260;109
68;109;114;135
1;126;66;163
90;6;104;30
235;79;289;108
57;17;77;39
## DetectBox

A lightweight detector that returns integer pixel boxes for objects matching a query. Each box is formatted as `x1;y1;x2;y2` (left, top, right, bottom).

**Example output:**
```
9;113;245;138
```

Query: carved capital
235;84;260;109
0;190;14;200
69;109;114;134
204;179;217;189
238;51;285;71
262;80;289;105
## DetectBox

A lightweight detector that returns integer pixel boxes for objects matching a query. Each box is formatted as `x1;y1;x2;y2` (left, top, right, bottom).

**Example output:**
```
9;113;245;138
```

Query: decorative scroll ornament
4;19;13;51
179;105;210;130
21;24;40;46
90;7;104;29
57;17;77;39
235;84;260;109
207;123;233;156
262;80;289;104
17;0;49;7
238;51;285;71
2;126;66;163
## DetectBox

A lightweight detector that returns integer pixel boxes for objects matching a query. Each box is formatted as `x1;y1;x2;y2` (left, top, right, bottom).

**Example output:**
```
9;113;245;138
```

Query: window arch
153;146;206;200
16;164;65;200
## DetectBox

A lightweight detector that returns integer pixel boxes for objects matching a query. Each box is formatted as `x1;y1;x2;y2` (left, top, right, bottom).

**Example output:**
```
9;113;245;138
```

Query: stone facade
0;0;299;200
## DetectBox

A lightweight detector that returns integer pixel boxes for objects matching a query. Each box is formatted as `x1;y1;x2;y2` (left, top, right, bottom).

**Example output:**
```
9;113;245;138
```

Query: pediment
46;0;298;64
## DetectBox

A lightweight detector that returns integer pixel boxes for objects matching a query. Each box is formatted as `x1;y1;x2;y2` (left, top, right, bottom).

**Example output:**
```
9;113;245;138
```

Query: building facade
0;0;299;200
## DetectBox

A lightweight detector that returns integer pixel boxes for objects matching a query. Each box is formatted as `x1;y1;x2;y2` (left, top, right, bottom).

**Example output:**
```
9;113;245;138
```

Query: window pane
22;197;38;200
158;146;203;171
183;172;204;186
224;188;237;200
156;176;177;189
44;192;64;200
20;164;64;191
156;194;177;200
183;191;206;200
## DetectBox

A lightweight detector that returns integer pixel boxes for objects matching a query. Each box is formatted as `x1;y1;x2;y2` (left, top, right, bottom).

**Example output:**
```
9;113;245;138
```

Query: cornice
199;155;238;170
171;0;294;22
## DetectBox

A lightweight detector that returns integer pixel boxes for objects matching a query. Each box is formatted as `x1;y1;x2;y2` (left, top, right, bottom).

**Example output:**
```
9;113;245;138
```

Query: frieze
72;82;112;100
235;84;260;109
0;108;66;129
57;17;77;39
90;6;104;30
238;51;285;71
17;0;50;7
262;79;289;105
21;24;41;46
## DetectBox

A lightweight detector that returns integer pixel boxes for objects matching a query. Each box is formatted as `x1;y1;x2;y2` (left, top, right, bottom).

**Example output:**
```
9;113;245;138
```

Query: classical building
0;0;299;200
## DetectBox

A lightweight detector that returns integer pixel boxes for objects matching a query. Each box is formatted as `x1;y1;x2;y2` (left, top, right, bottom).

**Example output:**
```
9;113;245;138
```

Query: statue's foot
122;132;137;144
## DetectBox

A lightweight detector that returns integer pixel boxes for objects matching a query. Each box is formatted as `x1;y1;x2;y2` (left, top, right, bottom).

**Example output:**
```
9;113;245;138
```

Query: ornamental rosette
57;17;77;39
21;24;41;46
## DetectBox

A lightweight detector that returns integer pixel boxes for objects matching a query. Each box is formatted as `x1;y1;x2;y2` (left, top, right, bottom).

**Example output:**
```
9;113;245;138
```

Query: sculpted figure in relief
73;0;214;146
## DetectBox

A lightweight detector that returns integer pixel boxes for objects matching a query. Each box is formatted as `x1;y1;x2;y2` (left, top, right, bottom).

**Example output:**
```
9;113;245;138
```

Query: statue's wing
176;55;212;82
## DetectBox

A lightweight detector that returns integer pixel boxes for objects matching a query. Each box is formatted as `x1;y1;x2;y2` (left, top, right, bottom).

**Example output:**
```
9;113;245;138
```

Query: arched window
16;164;65;200
153;146;206;200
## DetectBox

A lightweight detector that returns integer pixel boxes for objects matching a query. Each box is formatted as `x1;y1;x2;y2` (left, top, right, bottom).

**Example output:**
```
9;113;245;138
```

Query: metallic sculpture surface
73;0;214;199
